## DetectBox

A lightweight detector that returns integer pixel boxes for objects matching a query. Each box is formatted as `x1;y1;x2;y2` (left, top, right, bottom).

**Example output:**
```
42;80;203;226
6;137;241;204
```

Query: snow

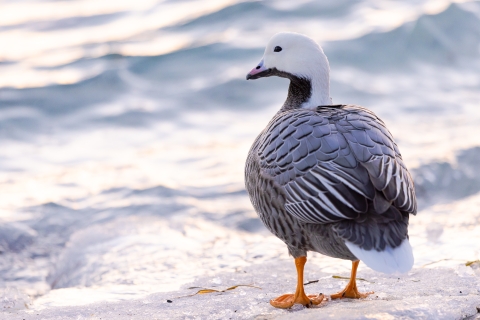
3;262;479;319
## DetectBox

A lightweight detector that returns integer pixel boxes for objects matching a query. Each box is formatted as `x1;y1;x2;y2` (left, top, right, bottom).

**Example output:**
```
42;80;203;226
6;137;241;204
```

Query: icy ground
5;261;480;320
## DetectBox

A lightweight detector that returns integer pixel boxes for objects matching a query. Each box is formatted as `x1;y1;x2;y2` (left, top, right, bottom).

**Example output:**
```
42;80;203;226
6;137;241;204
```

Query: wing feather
257;105;416;225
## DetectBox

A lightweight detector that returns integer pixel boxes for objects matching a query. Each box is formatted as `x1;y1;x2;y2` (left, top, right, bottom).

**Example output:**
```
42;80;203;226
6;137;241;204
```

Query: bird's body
245;104;414;264
244;32;417;308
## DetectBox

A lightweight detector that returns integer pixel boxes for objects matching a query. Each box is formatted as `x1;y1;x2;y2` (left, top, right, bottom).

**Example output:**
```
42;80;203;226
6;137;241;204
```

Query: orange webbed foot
270;293;324;309
330;260;374;300
330;286;373;299
270;256;324;309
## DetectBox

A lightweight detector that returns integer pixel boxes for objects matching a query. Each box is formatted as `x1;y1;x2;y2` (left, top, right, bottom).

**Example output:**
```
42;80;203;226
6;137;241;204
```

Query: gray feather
245;104;417;259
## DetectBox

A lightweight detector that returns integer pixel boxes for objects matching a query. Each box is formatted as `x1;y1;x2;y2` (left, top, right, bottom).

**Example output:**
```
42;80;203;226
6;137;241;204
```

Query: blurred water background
1;0;480;311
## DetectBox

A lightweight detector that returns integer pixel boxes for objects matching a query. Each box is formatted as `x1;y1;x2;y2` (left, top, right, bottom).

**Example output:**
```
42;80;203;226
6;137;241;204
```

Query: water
0;0;480;311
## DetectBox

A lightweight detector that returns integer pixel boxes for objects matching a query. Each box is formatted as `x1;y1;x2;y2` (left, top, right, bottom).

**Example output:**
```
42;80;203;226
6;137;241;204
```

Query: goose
245;32;416;309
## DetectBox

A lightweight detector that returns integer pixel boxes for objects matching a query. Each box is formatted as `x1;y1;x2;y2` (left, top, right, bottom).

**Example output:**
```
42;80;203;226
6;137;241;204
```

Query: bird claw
330;287;374;299
270;293;324;309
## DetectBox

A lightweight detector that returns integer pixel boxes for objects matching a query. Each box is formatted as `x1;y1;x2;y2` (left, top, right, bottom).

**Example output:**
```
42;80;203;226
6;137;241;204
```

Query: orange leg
330;260;374;299
270;256;324;309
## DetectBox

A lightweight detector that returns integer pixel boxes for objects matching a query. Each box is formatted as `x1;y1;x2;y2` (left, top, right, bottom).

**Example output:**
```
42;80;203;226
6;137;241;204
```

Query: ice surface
4;262;480;319
0;287;31;312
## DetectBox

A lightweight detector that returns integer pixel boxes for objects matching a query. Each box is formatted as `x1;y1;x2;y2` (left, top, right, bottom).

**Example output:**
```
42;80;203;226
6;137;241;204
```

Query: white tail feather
345;239;414;274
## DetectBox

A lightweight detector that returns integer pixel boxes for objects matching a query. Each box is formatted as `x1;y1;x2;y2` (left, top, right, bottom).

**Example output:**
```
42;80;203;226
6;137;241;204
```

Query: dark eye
274;46;282;52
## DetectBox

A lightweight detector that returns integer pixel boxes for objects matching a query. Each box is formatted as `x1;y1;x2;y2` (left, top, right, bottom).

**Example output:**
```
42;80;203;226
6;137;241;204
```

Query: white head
247;32;332;108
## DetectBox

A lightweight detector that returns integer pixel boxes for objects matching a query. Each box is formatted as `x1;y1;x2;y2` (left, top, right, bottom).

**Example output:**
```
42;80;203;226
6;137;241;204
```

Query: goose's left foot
270;292;324;309
270;256;325;309
330;285;373;299
330;260;374;300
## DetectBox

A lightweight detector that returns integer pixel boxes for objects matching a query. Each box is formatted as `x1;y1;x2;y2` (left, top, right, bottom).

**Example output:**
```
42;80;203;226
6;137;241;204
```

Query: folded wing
257;105;417;245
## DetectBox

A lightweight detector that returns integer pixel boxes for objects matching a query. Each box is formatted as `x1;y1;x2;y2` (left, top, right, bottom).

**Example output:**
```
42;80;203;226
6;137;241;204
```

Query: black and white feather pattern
245;104;417;257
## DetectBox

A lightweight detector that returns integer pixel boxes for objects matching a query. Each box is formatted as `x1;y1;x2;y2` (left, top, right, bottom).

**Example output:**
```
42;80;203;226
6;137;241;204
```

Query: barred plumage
246;103;417;260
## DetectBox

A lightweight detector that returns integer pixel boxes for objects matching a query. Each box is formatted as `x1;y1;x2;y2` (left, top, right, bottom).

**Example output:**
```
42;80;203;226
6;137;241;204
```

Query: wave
0;222;36;253
168;0;357;32
1;2;479;139
414;146;480;209
325;2;480;71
